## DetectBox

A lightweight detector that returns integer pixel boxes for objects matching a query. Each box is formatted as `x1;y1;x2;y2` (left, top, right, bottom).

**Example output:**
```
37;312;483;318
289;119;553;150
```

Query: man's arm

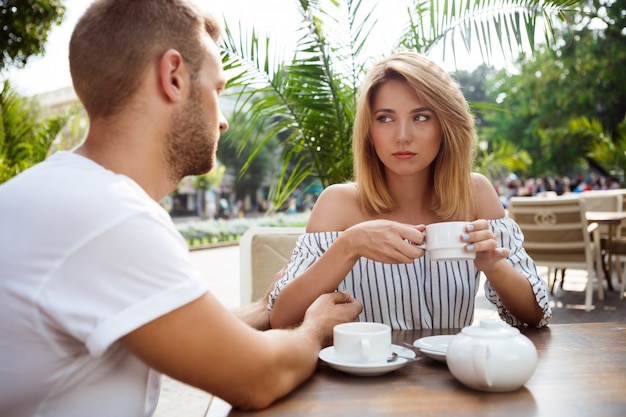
233;300;270;330
234;264;287;330
121;289;361;410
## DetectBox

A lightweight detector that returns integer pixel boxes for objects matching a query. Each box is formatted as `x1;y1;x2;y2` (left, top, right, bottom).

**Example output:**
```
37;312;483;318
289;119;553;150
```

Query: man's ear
158;49;186;103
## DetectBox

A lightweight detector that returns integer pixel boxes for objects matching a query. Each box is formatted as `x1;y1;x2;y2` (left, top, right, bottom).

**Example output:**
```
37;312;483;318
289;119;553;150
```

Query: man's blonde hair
353;51;476;220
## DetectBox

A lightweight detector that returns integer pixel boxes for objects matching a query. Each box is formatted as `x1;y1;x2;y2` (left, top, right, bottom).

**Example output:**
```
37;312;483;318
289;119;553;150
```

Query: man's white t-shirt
0;152;209;417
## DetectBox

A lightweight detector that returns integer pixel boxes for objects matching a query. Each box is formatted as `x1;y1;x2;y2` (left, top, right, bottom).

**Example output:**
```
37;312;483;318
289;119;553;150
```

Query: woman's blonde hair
352;51;476;220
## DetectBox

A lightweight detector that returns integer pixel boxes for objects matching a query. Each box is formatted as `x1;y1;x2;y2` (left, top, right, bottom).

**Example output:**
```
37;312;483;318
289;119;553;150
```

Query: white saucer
318;344;416;376
413;335;454;363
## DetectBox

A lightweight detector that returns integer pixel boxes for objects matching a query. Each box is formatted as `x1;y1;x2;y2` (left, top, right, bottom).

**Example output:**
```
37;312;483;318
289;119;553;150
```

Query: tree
0;81;70;183
218;120;279;204
221;0;583;210
0;0;65;71
569;0;626;135
582;116;626;184
482;0;626;177
474;139;532;183
0;1;69;184
452;64;499;128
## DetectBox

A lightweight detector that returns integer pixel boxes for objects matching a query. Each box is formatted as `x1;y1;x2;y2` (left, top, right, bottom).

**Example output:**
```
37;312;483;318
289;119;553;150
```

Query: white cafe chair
239;226;305;306
508;195;603;311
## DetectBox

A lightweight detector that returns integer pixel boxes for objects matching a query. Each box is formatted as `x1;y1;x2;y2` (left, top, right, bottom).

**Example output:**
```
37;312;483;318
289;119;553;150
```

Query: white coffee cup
420;221;476;261
333;322;391;363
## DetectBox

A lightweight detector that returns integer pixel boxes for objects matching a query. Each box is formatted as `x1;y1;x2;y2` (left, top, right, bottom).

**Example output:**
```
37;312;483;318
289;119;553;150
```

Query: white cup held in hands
419;221;475;261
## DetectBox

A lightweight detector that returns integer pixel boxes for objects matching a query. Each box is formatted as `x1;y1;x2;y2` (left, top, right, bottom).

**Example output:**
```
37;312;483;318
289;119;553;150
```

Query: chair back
615;189;626;237
578;191;623;237
580;189;626;237
507;196;593;267
239;226;305;305
578;191;621;211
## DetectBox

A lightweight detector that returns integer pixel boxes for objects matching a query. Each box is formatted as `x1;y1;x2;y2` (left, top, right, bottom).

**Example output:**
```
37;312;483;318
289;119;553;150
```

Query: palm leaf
220;0;582;210
0;80;70;183
221;0;375;210
400;0;581;66
580;117;626;179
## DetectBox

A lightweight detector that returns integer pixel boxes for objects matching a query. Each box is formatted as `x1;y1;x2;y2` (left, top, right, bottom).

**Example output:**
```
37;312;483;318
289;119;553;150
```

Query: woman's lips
393;151;416;160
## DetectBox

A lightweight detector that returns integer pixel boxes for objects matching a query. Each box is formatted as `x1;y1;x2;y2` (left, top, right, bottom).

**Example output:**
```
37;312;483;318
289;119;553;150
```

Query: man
0;1;362;416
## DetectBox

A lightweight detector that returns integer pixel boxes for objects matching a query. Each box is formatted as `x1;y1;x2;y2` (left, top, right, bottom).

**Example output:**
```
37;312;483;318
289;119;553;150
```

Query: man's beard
165;87;218;182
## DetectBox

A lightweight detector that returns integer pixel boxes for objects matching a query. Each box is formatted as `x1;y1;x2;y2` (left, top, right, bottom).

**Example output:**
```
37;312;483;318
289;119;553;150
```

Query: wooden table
205;323;626;417
586;211;626;290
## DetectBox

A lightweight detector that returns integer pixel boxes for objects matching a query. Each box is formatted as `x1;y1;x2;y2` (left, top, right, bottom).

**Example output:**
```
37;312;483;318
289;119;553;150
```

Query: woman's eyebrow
373;106;433;114
373;108;393;114
410;107;434;113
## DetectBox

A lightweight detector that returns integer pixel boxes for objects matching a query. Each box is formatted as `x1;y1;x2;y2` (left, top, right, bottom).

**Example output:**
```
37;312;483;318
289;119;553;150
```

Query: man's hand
302;291;363;347
234;264;288;330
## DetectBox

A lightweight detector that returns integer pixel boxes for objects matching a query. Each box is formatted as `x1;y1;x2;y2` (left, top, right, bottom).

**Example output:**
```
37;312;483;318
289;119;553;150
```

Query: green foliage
483;0;626;177
177;212;310;248
222;0;372;211
0;80;70;184
0;0;65;71
218;121;279;201
401;0;580;65
453;64;499;127
222;0;584;209
583;117;626;183
452;65;534;181
475;139;532;182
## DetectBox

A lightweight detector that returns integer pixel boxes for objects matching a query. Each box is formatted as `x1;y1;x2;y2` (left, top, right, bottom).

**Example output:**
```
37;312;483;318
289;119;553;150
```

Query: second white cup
333;322;391;363
421;221;476;261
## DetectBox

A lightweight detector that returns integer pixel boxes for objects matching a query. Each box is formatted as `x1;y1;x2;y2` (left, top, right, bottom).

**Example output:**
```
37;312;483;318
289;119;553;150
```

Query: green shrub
176;212;310;248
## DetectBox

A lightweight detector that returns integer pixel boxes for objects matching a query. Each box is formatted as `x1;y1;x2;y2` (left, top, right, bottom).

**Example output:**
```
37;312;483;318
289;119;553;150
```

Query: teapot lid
461;318;520;338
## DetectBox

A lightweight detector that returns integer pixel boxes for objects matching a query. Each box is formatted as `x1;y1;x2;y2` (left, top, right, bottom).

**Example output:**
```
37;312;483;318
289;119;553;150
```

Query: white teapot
446;319;538;392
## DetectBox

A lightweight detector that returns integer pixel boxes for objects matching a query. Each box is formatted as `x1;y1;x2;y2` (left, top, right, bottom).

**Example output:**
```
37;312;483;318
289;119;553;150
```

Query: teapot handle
472;344;492;389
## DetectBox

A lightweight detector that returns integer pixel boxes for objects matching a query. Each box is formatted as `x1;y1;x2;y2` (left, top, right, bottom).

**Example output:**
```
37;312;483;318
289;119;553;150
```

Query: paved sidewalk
153;245;240;417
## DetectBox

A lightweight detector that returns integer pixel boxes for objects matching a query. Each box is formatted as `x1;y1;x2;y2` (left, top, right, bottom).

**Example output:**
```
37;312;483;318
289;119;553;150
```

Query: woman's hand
462;219;509;272
342;220;426;264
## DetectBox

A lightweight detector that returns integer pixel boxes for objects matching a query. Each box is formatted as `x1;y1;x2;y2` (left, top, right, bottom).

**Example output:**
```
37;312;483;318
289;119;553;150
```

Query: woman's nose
397;121;412;143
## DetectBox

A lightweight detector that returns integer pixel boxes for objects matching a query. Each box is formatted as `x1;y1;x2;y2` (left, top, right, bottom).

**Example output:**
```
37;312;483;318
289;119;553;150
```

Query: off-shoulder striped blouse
268;216;552;329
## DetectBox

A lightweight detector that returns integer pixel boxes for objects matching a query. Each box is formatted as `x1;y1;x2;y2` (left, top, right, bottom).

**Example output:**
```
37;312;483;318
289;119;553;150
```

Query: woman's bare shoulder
471;173;506;219
318;183;359;199
306;183;362;232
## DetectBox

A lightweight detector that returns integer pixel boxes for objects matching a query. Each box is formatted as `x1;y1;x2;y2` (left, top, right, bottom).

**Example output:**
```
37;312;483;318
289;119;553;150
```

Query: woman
268;51;551;329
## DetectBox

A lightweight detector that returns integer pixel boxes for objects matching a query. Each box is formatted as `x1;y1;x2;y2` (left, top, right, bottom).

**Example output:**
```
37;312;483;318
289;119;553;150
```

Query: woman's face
370;78;442;180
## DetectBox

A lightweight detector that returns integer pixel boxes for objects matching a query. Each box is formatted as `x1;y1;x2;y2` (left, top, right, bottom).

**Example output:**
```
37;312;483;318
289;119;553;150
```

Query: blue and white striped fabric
268;216;552;329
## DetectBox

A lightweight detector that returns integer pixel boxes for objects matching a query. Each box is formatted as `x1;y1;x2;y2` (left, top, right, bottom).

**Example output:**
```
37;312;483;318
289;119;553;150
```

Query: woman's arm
234;265;289;330
270;185;426;329
468;174;547;326
481;259;547;326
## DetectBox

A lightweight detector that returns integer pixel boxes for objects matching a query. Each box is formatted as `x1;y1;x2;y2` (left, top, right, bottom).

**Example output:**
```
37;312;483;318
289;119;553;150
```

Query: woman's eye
376;115;392;123
415;114;429;122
